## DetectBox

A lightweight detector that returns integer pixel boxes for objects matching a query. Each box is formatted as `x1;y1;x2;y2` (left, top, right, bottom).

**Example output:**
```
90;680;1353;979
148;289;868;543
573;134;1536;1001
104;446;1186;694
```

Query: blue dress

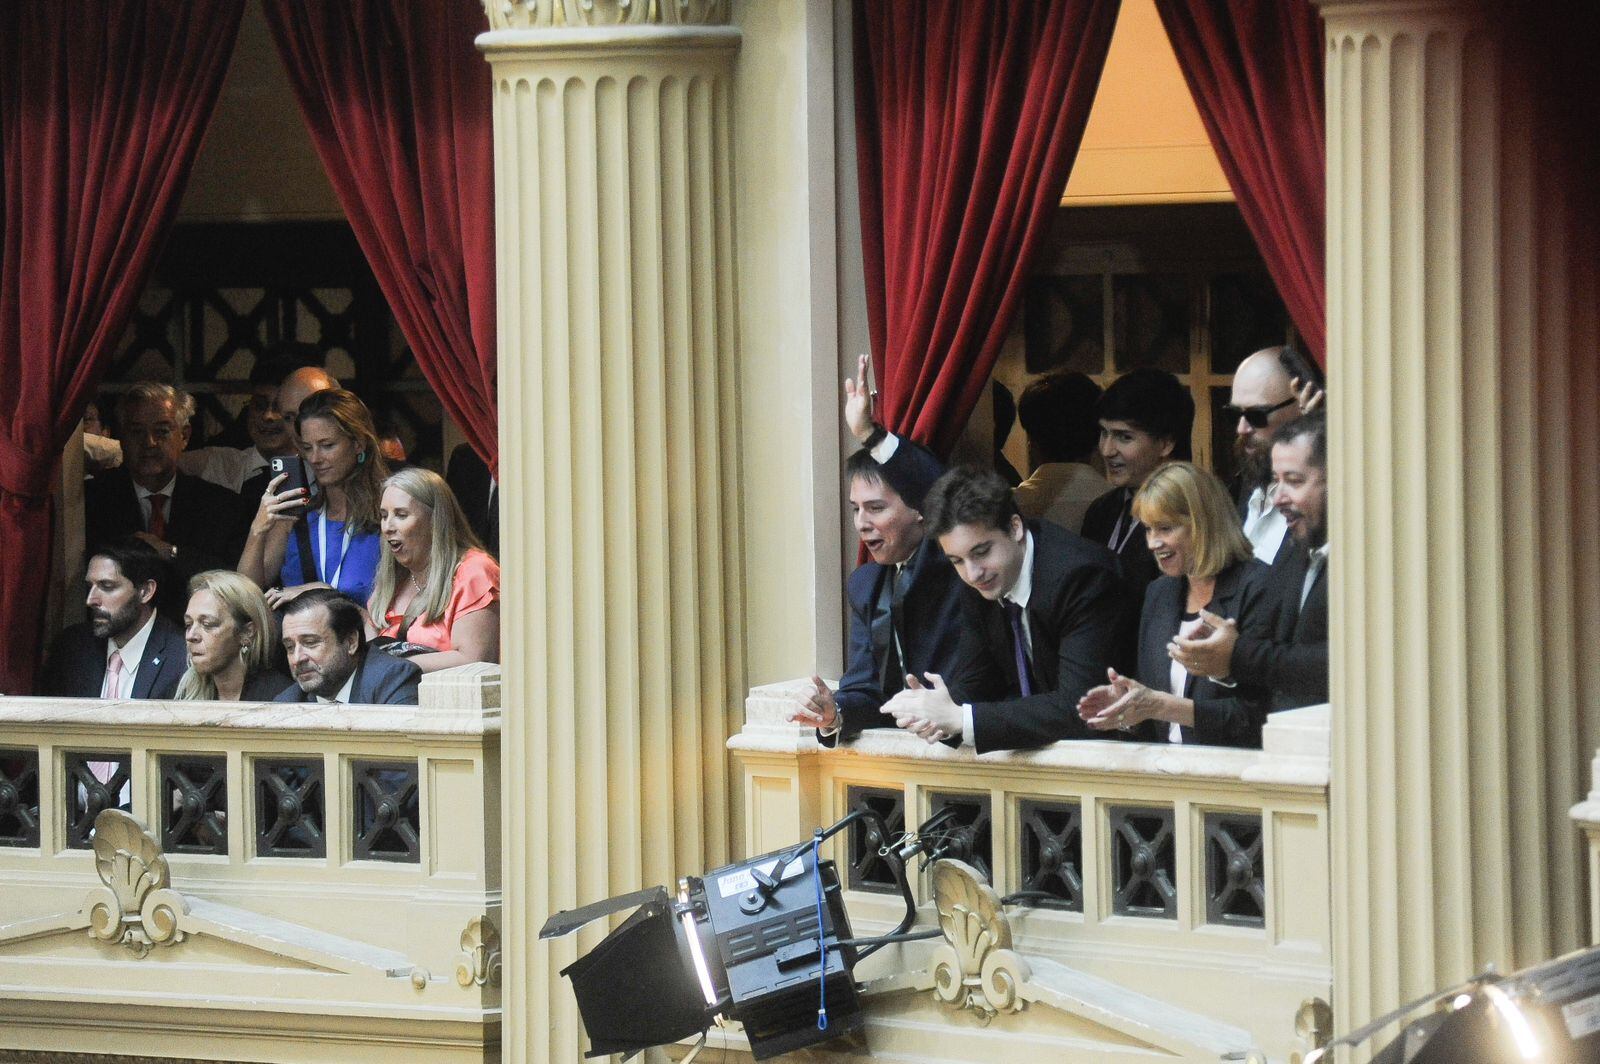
280;510;383;607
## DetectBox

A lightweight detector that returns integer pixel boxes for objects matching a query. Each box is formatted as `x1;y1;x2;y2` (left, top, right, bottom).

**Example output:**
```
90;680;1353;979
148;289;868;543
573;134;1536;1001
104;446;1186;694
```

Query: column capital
1313;0;1487;26
481;0;728;32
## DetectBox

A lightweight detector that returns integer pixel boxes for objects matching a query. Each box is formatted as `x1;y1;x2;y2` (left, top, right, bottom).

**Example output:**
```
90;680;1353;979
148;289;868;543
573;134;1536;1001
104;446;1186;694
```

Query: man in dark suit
1226;346;1322;567
275;589;421;705
1080;369;1194;657
40;538;186;699
881;467;1126;753
1171;413;1329;710
86;383;249;615
787;355;975;743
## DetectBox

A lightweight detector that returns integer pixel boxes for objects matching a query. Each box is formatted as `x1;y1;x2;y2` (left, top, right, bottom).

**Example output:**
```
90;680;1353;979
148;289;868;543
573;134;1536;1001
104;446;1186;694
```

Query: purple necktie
1004;599;1034;697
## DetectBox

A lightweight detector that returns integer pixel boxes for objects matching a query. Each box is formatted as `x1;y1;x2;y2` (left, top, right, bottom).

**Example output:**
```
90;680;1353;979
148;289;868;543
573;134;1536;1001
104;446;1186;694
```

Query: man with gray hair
84;382;249;615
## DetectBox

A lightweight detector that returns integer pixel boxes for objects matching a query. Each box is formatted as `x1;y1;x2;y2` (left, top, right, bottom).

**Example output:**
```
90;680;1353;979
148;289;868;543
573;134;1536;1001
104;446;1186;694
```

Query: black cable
832;927;944;948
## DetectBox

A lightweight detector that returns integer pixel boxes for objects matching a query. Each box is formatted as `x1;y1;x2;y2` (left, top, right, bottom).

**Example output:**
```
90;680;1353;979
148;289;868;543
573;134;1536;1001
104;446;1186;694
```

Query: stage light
541;806;950;1060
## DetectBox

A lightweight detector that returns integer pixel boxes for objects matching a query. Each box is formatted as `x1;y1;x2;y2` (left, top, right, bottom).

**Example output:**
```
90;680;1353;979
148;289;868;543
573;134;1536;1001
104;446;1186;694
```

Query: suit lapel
131;622;172;699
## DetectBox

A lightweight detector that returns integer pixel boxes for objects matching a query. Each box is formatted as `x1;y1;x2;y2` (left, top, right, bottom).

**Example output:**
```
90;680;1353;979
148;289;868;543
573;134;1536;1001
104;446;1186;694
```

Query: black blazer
242;670;295;702
1081;486;1159;666
39;615;187;699
944;520;1127;753
826;434;972;743
85;468;250;611
1131;559;1275;748
273;647;421;706
1230;544;1329;710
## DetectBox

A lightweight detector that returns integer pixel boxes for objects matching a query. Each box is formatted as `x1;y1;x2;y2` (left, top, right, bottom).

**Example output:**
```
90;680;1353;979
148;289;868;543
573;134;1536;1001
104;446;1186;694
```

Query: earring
239;645;248;661
357;452;367;464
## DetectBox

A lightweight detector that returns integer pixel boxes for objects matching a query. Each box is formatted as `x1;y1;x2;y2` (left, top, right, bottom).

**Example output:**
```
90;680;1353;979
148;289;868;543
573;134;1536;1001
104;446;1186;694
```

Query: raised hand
844;352;877;444
1290;375;1325;415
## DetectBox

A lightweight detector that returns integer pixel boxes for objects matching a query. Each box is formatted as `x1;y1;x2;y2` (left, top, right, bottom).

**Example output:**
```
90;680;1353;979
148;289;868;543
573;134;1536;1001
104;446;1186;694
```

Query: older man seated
275;589;420;706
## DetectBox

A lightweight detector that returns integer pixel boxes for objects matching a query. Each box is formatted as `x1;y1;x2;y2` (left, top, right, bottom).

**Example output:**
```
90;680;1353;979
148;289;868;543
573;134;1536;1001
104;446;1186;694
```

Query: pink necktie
147;493;168;539
101;650;124;700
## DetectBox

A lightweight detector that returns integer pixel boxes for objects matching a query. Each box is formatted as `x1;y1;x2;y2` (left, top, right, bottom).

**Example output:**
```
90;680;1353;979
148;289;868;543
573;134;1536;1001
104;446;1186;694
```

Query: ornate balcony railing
729;681;1333;1064
0;664;501;1064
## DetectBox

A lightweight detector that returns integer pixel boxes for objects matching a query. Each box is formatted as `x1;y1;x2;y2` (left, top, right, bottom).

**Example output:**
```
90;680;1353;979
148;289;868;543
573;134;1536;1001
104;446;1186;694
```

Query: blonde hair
1131;462;1252;580
367;467;484;630
175;570;275;700
295;388;389;533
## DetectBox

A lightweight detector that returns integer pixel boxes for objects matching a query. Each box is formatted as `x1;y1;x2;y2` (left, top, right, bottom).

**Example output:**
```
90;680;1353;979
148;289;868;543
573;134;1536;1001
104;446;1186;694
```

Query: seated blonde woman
178;570;292;702
1077;462;1276;748
368;467;500;673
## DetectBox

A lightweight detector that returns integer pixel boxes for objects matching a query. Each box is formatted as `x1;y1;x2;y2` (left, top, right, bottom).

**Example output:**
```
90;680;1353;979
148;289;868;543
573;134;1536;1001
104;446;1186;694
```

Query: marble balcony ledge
732;678;1330;790
0;663;501;738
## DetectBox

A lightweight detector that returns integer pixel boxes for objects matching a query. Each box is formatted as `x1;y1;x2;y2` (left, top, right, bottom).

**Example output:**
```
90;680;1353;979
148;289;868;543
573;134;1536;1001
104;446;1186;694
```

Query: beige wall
1063;0;1230;206
734;0;846;684
180;3;342;223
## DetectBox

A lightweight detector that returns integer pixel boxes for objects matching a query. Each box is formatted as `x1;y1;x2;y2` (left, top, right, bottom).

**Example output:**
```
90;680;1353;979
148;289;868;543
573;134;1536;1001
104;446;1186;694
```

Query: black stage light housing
541;809;915;1060
1311;943;1600;1063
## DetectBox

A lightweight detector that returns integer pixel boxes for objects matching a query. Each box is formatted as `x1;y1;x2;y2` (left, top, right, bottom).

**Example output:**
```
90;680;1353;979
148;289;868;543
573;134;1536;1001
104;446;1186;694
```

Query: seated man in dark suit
1080;369;1195;656
787;355;974;742
882;467;1127;752
86;383;249;616
275;589;421;705
1170;413;1329;710
40;538;186;700
446;442;499;556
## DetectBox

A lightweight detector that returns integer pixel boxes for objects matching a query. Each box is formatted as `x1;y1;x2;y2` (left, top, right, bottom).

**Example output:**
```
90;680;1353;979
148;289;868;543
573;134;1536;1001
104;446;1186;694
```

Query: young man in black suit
881;467;1126;753
1079;369;1195;660
40;538;186;699
275;589;421;706
85;383;248;615
787;355;975;743
1170;413;1329;710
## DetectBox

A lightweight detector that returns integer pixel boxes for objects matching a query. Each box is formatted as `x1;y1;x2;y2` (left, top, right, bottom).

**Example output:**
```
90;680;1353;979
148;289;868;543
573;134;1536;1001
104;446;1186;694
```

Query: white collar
316;668;358;705
1309;541;1331;564
1003;529;1035;610
134;475;178;501
108;610;159;669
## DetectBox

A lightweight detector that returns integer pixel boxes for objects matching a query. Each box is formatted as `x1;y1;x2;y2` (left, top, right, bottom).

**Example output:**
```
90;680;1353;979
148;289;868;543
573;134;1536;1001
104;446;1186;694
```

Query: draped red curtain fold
0;0;246;694
854;0;1122;456
262;0;498;475
1152;0;1326;366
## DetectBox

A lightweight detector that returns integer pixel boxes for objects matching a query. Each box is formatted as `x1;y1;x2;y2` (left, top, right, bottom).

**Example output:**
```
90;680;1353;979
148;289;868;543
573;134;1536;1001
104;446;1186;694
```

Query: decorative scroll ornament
455;915;503;988
928;859;1031;1018
482;0;730;31
84;809;189;956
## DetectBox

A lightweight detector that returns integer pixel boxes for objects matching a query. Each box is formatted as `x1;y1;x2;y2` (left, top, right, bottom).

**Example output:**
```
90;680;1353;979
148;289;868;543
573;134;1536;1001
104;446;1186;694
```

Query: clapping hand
1168;609;1238;679
1078;668;1155;731
881;672;960;743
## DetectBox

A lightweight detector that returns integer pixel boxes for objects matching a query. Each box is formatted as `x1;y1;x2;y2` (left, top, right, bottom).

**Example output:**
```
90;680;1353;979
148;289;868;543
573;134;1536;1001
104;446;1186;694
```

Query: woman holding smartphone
238;388;390;609
1077;462;1276;748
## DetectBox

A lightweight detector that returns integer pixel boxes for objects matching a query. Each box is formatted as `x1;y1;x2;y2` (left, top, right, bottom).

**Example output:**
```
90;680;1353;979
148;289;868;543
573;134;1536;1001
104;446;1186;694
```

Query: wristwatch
167;544;179;561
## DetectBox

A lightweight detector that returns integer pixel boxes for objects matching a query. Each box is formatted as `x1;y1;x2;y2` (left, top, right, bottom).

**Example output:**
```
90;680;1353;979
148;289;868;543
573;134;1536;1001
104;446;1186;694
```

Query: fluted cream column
478;3;742;1060
1321;0;1600;1040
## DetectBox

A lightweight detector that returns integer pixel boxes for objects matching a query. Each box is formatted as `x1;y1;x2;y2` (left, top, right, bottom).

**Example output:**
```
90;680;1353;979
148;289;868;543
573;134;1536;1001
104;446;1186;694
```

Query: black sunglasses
1225;396;1296;429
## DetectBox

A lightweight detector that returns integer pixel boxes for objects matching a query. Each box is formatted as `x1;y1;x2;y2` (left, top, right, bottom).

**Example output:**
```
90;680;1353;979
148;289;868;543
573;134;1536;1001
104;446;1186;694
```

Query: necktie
101;650;124;699
148;493;168;539
874;567;903;697
1004;599;1034;697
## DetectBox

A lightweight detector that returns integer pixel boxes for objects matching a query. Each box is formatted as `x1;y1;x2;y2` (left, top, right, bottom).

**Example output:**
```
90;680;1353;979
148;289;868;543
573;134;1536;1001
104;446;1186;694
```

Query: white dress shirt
960;529;1035;747
133;476;178;533
1242;486;1288;562
102;611;159;699
179;445;272;493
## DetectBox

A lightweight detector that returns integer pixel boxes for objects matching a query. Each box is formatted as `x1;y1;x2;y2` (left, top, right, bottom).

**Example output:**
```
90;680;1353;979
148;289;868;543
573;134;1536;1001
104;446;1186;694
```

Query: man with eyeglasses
1225;346;1323;565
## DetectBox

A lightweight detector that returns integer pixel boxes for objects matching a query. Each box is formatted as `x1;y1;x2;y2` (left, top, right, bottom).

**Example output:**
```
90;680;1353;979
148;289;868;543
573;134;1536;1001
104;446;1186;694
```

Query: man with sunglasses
1226;347;1323;565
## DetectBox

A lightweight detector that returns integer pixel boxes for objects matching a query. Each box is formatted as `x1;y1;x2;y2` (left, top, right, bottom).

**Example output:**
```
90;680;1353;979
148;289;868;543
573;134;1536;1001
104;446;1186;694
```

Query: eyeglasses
1225;396;1296;429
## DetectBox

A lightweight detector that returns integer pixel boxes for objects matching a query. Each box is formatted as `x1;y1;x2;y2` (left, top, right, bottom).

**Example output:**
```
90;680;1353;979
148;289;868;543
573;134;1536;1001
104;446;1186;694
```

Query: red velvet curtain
854;0;1121;456
0;0;245;694
1152;0;1326;366
262;0;498;474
